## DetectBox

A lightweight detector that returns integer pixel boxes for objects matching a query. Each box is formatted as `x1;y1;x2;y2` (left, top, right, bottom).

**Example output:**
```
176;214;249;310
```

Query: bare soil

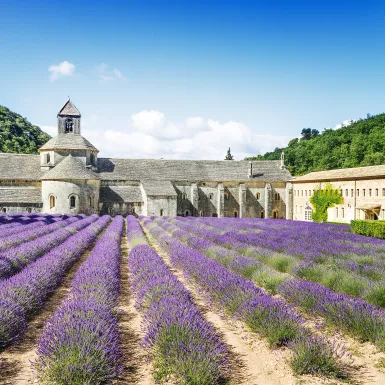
116;233;154;385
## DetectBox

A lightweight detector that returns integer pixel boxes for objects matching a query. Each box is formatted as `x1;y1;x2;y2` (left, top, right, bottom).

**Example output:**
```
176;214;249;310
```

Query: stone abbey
1;100;385;223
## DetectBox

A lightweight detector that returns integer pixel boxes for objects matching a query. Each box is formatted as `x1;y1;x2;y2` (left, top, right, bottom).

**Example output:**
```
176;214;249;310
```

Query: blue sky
1;0;385;159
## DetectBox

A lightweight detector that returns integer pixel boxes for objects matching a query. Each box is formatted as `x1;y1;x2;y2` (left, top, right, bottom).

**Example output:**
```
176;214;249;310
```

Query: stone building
0;100;293;218
292;166;385;223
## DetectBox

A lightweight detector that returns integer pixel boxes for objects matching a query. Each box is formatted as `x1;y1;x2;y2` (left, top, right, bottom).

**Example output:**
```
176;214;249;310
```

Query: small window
305;190;307;197
274;192;280;201
89;195;94;207
273;210;278;219
160;209;164;216
336;207;339;218
27;207;32;213
70;196;76;209
90;153;95;165
182;193;187;200
357;189;360;197
209;193;214;200
351;189;354;197
340;189;343;196
50;195;55;209
295;205;298;214
45;153;50;164
342;207;345;218
309;190;311;196
345;189;348;197
199;211;203;217
224;192;229;200
363;189;366;197
65;119;74;133
369;189;372;197
260;210;265;218
256;192;261;200
185;210;190;217
1;207;6;213
376;188;379;197
383;188;385;197
301;190;303;197
304;208;312;221
234;211;238;218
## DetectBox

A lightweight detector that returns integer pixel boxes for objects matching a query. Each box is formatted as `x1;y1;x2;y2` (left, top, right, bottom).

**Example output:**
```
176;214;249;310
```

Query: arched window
70;195;76;209
160;209;164;216
1;207;6;213
199;211;203;217
27;207;32;213
182;193;187;200
185;210;190;217
234;210;238;218
224;192;229;200
256;192;260;200
89;195;94;207
65;119;74;133
260;210;265;218
304;206;312;221
50;195;55;209
273;210;279;219
45;153;51;164
209;193;214;200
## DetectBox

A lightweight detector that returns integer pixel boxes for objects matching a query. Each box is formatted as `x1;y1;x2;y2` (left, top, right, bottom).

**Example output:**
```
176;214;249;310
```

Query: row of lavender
144;217;349;379
35;216;123;384
165;217;385;351
0;215;110;350
127;216;228;384
182;217;385;307
0;215;99;279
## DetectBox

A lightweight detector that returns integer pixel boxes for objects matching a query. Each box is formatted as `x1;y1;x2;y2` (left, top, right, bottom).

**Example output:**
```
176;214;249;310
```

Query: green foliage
351;220;385;239
0;105;50;154
310;183;344;223
224;147;234;160
246;113;385;175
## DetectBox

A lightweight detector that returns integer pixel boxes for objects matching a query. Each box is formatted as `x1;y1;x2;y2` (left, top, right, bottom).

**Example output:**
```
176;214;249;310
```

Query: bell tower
57;98;81;135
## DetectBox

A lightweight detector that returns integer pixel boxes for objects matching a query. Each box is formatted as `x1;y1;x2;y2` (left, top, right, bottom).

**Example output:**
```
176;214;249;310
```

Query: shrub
351;220;385;239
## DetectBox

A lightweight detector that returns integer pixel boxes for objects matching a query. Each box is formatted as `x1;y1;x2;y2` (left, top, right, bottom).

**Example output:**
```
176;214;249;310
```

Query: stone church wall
147;196;177;216
42;180;99;215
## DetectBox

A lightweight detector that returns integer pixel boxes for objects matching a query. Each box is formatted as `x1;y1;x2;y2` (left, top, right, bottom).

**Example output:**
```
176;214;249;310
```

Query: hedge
351;220;385;239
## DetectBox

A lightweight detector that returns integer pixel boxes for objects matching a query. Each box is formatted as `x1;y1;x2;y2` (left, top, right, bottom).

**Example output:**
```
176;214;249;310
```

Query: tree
225;147;234;160
310;183;344;222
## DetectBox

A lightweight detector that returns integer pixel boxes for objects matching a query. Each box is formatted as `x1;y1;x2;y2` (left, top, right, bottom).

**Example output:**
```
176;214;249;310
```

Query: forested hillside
0;105;50;154
246;113;385;176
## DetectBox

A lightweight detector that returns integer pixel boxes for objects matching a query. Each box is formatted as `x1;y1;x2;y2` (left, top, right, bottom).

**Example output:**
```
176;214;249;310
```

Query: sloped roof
0;153;42;180
141;180;177;196
99;185;143;202
293;164;385;183
39;134;98;152
97;158;291;182
0;187;42;203
41;155;99;180
58;100;81;116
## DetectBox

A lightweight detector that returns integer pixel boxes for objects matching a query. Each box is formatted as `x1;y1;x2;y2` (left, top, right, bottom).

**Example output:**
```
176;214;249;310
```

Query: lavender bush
0;215;110;350
35;216;123;385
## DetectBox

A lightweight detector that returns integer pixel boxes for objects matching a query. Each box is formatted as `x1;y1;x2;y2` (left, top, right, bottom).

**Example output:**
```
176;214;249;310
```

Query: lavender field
1;213;385;384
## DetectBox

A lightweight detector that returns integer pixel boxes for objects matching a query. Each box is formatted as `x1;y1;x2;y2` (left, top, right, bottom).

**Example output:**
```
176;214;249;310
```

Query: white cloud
84;110;291;160
48;61;75;81
334;119;356;129
98;63;125;81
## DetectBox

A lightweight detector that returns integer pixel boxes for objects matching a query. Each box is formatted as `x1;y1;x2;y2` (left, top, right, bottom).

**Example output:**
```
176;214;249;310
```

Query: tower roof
41;155;99;180
58;99;80;116
39;134;98;152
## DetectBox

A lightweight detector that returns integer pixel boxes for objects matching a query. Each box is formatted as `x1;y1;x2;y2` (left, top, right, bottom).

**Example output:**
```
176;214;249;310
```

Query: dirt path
0;244;97;385
142;224;326;385
117;233;154;385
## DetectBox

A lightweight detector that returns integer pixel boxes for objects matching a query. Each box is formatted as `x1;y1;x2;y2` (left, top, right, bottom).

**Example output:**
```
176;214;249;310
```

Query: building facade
0;100;293;218
292;167;385;223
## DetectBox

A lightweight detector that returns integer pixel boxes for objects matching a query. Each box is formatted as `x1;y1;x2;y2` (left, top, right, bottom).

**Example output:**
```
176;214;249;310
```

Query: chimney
248;162;253;178
280;151;285;169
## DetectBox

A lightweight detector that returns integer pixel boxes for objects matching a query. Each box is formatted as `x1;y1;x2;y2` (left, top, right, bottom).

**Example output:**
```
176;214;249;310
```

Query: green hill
0;105;51;154
246;113;385;176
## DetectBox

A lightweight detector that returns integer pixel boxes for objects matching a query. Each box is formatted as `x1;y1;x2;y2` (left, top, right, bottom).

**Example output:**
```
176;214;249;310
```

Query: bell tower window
65;119;74;133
